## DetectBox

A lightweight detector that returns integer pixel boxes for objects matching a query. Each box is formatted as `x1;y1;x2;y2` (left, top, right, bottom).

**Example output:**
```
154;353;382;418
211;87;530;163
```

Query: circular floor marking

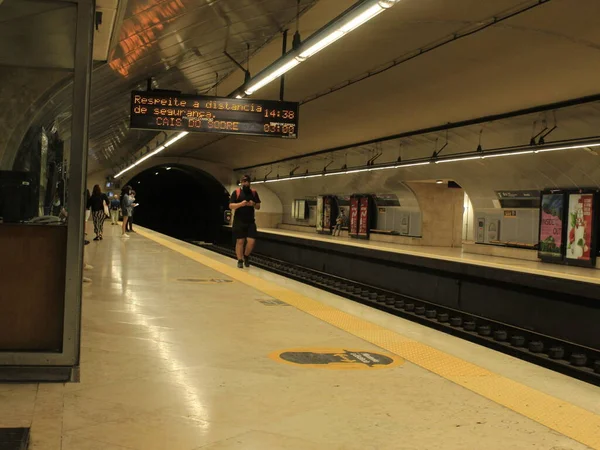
269;347;404;370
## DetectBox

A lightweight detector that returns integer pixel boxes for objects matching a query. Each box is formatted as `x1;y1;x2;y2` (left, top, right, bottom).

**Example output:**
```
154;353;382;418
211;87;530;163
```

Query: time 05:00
264;123;296;134
264;109;296;119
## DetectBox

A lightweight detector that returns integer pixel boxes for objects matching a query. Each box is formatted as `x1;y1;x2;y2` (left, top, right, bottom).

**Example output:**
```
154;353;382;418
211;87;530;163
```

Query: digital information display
130;91;299;138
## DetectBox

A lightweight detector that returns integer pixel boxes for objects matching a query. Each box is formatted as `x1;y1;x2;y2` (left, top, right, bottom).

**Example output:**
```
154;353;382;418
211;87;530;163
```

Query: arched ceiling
8;0;599;181
158;0;600;171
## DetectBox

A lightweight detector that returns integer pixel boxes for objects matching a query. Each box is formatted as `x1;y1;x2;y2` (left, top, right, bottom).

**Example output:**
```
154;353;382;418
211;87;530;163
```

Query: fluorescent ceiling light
435;155;483;164
245;59;300;95
481;150;534;159
368;165;396;171
324;172;345;176
302;174;323;179
298;31;344;60
164;131;188;147
395;161;430;168
534;142;600;153
235;94;244;99
340;4;384;33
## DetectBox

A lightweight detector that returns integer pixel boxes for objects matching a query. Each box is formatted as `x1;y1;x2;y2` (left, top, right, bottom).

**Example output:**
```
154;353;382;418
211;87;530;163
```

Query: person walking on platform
110;194;120;225
229;175;261;268
87;184;109;241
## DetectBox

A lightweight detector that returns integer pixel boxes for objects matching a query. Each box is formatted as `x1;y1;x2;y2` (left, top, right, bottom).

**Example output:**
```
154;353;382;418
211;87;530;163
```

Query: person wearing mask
120;186;136;238
229;175;261;268
110;194;120;225
87;184;109;241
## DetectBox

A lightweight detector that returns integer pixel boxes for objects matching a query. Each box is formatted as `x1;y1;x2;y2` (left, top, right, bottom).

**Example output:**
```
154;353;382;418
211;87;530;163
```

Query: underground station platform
3;226;598;449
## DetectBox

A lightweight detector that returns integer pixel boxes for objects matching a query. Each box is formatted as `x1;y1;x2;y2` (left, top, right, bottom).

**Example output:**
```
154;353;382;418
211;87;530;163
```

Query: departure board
130;91;299;139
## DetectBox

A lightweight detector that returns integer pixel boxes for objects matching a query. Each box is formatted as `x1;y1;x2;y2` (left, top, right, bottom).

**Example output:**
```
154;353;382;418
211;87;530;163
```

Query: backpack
235;188;257;201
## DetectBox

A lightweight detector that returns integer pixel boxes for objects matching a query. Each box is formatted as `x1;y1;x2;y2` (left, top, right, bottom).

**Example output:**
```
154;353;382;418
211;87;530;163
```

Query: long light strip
435;155;483;164
481;150;534;159
114;132;189;178
533;142;600;153
245;59;301;95
244;139;600;184
245;0;400;94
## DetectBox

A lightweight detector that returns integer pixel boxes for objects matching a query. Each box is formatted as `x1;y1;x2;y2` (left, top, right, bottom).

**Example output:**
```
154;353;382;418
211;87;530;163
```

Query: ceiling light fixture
395;161;431;168
435;155;483;164
246;0;400;93
481;150;534;159
533;142;600;153
114;132;188;178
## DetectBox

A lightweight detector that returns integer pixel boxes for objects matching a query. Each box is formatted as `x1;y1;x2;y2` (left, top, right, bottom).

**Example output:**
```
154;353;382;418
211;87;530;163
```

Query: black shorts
232;221;257;240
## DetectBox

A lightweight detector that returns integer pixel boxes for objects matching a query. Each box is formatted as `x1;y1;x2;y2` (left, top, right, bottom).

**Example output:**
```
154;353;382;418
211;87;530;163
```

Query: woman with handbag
87;184;109;241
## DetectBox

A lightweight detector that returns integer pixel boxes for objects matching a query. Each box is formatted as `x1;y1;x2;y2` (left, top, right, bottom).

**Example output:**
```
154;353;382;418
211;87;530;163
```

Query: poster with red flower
565;194;594;262
358;197;369;236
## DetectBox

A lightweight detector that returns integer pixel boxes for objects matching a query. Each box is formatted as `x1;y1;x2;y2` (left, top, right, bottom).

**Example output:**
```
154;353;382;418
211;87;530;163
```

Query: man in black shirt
229;175;261;268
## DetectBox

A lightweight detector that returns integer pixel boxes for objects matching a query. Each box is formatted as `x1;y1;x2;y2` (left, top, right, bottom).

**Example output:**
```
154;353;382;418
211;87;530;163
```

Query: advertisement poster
349;197;359;236
539;193;564;259
565;193;594;262
358;197;369;237
316;196;323;232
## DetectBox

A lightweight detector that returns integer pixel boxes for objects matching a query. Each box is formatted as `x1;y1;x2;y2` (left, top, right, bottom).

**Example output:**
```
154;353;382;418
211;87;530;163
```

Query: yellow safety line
137;228;600;449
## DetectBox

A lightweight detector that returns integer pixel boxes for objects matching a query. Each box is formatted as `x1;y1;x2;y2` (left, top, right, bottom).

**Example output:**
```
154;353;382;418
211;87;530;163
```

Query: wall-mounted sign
503;210;517;217
130;91;299;138
565;193;594;263
269;348;403;370
496;190;539;199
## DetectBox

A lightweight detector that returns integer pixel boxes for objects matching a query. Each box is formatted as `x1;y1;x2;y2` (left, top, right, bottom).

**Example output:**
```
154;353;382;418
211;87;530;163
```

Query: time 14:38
264;109;296;119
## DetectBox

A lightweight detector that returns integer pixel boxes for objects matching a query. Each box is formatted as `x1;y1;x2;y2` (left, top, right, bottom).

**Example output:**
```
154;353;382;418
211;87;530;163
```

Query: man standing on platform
110;194;120;225
229;175;261;268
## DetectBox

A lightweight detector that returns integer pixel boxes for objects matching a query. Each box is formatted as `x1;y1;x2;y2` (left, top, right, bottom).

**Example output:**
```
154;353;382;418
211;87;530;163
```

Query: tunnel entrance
124;165;229;243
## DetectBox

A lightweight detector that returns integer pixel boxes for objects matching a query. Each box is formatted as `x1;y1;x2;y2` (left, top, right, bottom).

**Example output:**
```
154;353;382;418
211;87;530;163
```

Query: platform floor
258;226;600;285
1;225;600;449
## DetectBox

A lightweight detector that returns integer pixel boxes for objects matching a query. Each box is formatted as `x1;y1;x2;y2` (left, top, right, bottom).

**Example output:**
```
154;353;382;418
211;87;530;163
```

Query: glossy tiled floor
1;225;599;449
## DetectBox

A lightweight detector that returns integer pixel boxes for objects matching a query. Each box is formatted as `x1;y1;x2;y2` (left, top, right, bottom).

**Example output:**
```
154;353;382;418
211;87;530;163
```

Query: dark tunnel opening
124;165;230;243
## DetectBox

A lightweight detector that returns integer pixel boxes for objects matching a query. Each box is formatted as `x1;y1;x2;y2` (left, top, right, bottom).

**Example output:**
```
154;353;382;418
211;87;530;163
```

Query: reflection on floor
258;226;600;285
1;225;599;450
